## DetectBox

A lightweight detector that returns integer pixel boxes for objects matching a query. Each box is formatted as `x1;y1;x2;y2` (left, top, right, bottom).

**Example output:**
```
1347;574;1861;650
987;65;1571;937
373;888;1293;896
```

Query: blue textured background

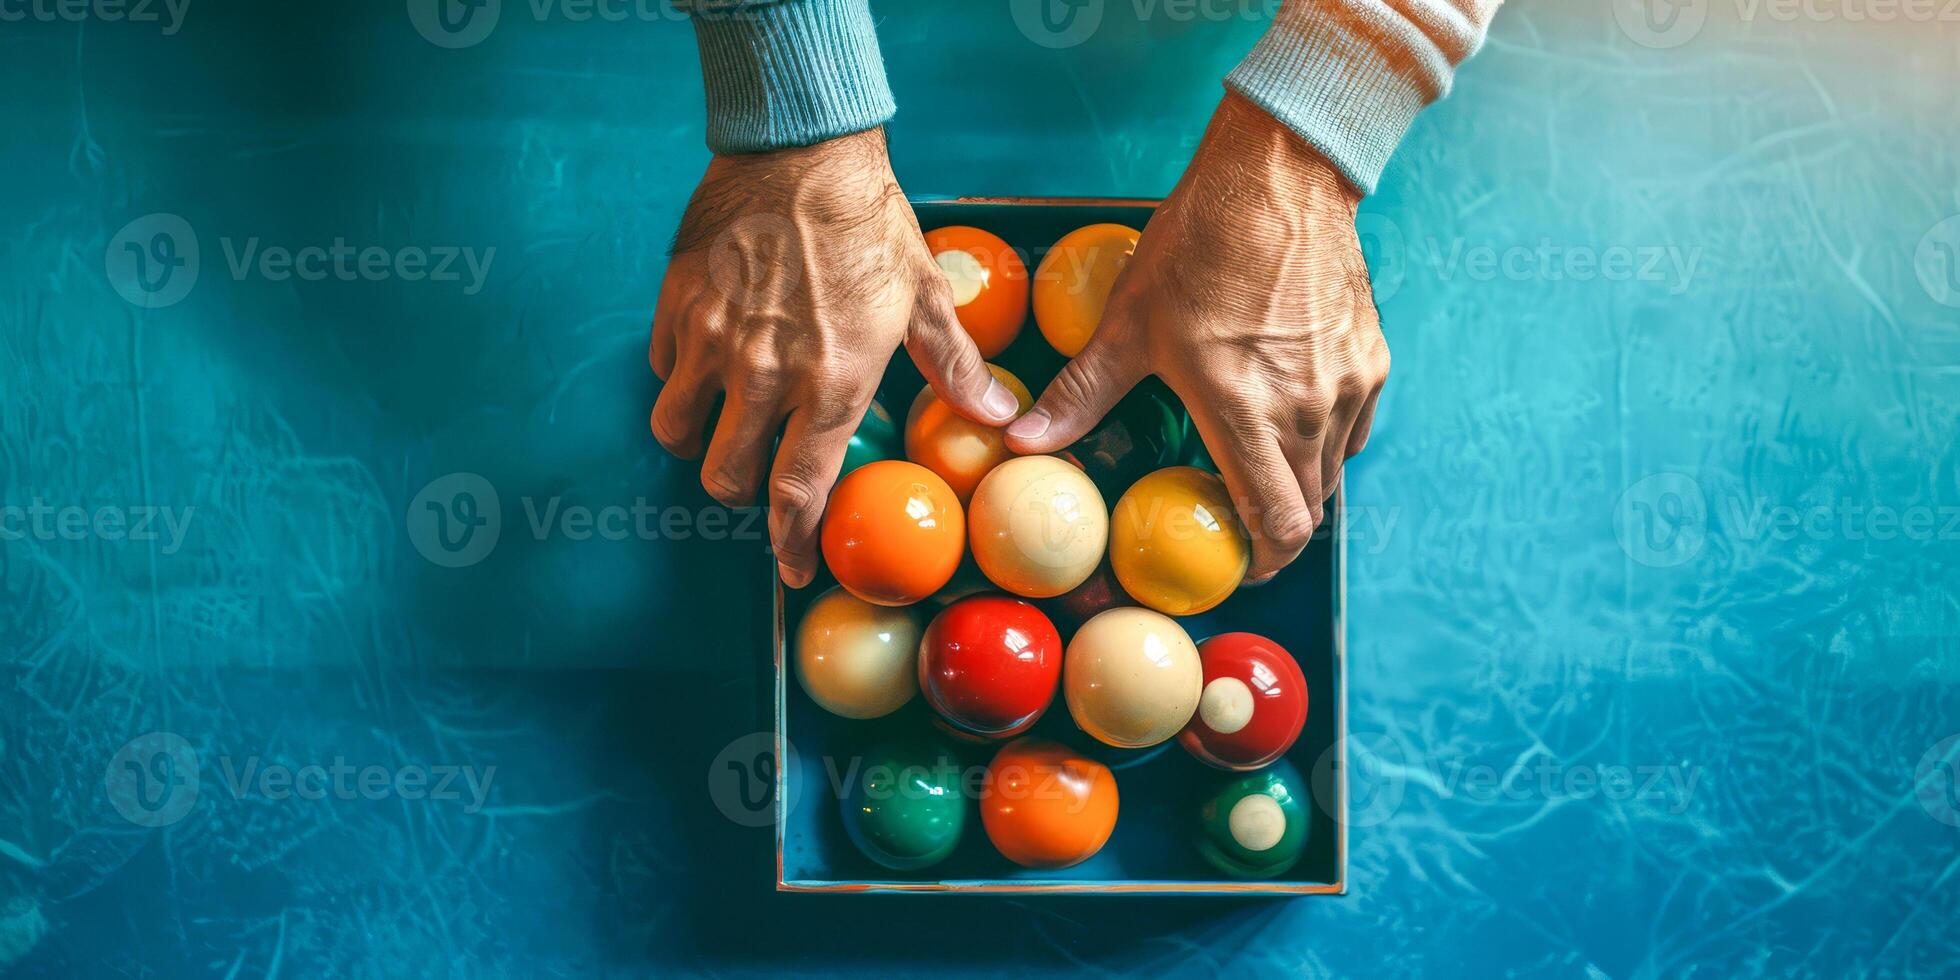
4;1;1958;976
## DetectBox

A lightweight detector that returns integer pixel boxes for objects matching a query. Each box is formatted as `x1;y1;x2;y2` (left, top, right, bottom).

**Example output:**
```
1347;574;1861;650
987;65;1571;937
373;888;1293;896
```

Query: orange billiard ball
980;737;1119;869
925;226;1028;359
1032;223;1139;357
820;460;966;606
905;364;1032;504
1109;466;1250;616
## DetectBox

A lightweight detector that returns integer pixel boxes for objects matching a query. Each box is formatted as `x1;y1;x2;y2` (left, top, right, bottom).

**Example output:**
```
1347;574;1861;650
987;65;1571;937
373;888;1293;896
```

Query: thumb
906;277;1020;424
1005;334;1141;455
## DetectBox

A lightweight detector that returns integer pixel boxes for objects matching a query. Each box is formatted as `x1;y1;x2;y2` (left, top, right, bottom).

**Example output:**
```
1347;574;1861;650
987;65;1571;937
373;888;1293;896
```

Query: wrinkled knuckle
809;393;868;432
1050;361;1103;410
1262;505;1318;555
1335;369;1369;403
1298;390;1337;429
734;358;784;400
769;473;820;515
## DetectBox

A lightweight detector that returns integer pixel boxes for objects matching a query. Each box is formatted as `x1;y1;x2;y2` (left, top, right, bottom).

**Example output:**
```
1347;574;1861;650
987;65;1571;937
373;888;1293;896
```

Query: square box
773;198;1347;895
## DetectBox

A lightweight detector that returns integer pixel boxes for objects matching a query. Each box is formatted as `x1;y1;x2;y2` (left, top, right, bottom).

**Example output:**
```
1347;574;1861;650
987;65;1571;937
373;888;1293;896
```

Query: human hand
650;129;1022;588
1006;92;1389;582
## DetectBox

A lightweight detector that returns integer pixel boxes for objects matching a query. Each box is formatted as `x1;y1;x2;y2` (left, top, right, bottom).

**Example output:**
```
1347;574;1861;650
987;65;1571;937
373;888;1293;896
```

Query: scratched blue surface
3;1;1959;976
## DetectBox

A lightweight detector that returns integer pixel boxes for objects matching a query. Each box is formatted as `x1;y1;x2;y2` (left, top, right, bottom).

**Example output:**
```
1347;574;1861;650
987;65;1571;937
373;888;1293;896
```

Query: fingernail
1007;408;1050;440
983;381;1020;422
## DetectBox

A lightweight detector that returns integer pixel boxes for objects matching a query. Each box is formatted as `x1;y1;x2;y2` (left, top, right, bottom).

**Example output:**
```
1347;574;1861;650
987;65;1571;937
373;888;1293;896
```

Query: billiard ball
1109;466;1249;616
794;587;922;720
840;736;967;871
1178;632;1308;770
1057;383;1184;500
905;364;1033;504
841;397;900;477
820;459;965;606
919;596;1063;740
1040;558;1131;636
1197;761;1311;879
1032;223;1139;357
1062;607;1202;749
980;737;1118;869
967;455;1108;599
925;225;1028;358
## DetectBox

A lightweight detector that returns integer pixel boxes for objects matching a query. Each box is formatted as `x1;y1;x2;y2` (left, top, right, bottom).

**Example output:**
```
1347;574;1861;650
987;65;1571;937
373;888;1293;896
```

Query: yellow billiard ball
1108;466;1250;616
1032;223;1139;357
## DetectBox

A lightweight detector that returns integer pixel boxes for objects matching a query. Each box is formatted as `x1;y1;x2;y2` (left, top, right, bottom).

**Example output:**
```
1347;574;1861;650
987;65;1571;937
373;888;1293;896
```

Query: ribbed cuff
684;0;896;155
1226;2;1461;196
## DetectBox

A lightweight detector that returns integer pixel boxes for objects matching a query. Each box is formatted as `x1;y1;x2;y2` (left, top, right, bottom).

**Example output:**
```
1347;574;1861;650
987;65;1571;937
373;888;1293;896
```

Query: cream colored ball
794;587;922;719
968;455;1109;599
1063;607;1202;748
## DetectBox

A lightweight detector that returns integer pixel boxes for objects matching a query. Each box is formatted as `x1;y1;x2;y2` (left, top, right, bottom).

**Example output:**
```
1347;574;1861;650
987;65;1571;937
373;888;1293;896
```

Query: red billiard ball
918;596;1063;740
1177;632;1308;771
1040;558;1131;636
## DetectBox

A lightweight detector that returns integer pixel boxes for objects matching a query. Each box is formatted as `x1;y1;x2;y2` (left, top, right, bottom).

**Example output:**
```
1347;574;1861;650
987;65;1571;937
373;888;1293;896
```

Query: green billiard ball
1061;385;1186;500
1197;762;1310;879
840;399;900;477
840;737;966;871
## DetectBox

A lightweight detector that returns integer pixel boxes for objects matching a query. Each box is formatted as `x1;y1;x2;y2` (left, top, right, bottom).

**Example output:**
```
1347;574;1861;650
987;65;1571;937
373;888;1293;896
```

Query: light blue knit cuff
683;0;896;155
1226;3;1455;196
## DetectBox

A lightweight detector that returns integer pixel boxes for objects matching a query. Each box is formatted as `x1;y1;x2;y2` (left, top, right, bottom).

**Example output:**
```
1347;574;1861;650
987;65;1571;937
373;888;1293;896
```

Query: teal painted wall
3;1;1957;975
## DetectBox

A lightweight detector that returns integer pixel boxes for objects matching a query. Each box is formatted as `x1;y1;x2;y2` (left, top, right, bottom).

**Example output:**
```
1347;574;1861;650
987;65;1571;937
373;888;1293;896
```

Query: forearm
680;0;894;154
1228;0;1501;195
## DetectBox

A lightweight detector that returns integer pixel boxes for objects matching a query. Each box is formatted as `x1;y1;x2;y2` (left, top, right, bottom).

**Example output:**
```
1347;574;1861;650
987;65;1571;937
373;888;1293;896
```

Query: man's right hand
650;128;1021;589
